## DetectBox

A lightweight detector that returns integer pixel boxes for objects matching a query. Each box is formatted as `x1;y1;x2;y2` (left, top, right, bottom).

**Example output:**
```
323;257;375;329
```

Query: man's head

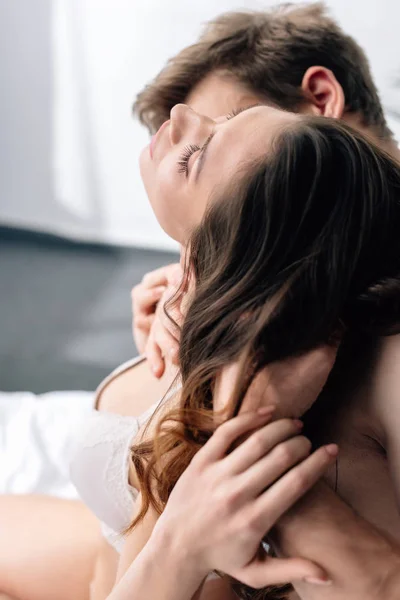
134;2;391;142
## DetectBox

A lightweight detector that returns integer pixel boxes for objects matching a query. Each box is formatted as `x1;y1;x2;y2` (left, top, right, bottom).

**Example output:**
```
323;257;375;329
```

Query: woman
74;103;400;600
2;106;400;600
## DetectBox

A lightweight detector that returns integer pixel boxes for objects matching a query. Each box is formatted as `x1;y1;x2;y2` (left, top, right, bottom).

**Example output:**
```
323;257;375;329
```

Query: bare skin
2;67;400;599
0;496;102;600
97;337;400;600
1;339;399;599
0;361;175;600
97;338;400;600
0;334;373;600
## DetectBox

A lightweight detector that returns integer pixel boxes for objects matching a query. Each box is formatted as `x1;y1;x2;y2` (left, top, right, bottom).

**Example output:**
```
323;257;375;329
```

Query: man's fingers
252;444;338;531
236;555;330;589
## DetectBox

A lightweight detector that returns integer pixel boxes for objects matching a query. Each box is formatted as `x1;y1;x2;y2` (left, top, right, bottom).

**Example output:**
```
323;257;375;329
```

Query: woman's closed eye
176;103;262;178
177;143;201;177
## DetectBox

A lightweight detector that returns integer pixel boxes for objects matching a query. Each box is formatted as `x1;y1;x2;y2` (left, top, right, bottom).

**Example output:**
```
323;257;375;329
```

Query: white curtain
1;0;399;251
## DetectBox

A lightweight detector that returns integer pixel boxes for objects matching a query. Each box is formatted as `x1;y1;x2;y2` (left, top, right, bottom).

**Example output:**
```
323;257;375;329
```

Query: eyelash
226;106;247;120
176;104;261;176
177;143;201;177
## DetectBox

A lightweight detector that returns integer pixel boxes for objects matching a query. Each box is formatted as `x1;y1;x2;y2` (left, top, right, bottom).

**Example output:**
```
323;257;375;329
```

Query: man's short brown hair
133;2;390;138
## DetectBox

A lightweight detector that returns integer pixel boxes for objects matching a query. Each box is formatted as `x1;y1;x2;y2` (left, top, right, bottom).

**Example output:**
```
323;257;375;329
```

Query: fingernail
304;577;333;586
293;419;303;430
324;444;339;457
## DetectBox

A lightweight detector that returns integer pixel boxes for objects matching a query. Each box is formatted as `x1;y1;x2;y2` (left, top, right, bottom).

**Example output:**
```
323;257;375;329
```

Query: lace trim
72;381;181;552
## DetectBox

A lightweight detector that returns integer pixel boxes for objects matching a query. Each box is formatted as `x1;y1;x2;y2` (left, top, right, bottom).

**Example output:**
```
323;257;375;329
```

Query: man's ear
301;66;345;119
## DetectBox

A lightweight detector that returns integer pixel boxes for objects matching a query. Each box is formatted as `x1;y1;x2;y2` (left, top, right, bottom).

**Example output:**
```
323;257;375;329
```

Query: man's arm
272;481;400;600
245;343;400;599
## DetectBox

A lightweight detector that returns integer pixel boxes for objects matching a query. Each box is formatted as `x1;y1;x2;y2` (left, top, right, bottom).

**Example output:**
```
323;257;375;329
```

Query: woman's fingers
131;262;181;355
235;554;331;589
134;313;154;332
145;333;165;378
195;408;276;467
133;286;166;314
145;285;182;376
236;435;312;497
132;284;166;354
140;266;170;289
223;418;304;474
147;318;180;373
251;444;338;532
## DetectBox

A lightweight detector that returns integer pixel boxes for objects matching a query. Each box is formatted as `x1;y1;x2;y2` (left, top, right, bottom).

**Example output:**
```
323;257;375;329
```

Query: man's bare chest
319;401;400;542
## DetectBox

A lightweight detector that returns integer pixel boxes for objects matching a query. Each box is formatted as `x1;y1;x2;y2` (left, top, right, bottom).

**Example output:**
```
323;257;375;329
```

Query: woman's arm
109;491;236;600
108;525;209;600
110;525;238;600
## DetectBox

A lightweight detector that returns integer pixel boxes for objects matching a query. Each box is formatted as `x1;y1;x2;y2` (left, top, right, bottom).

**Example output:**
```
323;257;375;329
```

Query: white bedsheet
0;391;94;498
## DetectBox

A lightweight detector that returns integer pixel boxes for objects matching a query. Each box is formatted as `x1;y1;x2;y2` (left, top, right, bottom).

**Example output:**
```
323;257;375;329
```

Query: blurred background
1;0;400;392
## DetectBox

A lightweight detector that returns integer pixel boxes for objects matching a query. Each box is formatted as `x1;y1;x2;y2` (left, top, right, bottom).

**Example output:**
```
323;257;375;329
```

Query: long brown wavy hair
129;116;400;599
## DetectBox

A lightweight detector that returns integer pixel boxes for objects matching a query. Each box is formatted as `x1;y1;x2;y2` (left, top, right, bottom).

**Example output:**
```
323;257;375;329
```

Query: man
131;2;400;378
123;4;400;599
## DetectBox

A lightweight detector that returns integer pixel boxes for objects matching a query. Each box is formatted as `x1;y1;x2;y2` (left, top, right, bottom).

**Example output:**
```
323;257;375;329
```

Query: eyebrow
194;132;215;182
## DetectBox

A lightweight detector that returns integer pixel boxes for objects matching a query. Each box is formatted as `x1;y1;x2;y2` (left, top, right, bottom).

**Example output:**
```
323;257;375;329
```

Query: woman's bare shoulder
96;358;176;416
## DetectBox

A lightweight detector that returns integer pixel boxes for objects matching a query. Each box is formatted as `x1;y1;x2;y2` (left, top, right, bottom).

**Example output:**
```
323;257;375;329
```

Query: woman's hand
152;407;337;589
131;263;183;375
144;284;183;377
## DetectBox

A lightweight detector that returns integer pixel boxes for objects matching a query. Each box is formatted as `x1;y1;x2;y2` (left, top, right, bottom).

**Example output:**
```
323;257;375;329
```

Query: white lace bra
70;356;167;552
70;355;222;586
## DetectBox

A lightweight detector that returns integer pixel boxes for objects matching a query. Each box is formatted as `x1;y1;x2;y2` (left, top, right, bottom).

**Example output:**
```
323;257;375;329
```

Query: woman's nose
169;104;214;146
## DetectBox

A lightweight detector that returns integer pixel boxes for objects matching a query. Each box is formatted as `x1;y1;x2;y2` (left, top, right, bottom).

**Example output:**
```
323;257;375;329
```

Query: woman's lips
150;119;170;159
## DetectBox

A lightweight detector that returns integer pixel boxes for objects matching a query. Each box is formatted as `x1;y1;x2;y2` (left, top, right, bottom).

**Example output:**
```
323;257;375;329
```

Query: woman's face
139;104;297;243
